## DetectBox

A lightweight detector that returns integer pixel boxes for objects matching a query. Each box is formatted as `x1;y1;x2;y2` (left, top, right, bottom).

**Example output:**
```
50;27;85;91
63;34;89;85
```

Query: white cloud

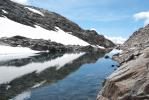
105;36;126;44
133;11;149;25
10;0;28;4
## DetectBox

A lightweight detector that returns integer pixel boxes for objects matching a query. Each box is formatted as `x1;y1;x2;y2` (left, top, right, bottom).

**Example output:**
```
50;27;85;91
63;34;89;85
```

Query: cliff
97;25;149;100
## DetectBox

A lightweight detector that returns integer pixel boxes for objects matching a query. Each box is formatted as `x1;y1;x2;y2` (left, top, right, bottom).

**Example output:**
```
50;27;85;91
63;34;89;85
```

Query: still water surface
0;50;119;100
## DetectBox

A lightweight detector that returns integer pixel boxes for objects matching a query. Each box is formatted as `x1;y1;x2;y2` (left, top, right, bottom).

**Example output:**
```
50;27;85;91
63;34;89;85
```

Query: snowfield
0;17;89;46
2;10;8;14
0;45;39;55
91;45;105;49
0;53;85;84
0;45;40;61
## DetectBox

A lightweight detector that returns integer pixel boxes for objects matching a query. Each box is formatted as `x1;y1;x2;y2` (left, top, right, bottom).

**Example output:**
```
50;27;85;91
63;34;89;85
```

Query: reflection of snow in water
0;53;85;84
11;91;31;100
11;80;46;100
32;80;46;88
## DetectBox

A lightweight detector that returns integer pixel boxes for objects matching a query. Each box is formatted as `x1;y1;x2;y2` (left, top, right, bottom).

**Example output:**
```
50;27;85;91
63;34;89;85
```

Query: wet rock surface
97;25;149;100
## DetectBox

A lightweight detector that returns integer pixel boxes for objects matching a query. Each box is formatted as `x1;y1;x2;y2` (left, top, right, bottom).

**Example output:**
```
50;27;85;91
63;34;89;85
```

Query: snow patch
2;10;8;14
6;85;11;90
10;0;28;4
0;45;39;55
109;49;123;54
25;7;44;16
0;17;89;46
0;45;40;56
0;45;40;61
0;53;85;84
90;28;96;31
91;45;105;49
106;49;123;58
97;45;105;49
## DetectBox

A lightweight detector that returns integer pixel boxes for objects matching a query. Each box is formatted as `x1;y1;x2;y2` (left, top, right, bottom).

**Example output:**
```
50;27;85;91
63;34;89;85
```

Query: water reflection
0;51;106;100
0;53;64;67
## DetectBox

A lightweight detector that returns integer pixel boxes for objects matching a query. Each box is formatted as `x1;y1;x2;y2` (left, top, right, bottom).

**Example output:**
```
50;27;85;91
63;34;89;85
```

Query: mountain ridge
0;0;115;50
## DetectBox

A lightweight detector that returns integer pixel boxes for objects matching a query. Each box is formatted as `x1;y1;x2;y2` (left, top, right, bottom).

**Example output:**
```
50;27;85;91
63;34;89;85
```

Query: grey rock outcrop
0;36;69;52
122;25;149;49
0;36;107;53
97;25;149;100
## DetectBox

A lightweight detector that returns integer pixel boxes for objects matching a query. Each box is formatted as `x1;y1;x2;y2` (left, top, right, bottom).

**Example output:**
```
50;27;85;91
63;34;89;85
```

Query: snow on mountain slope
2;10;8;14
10;0;28;4
0;53;85;84
25;7;44;16
0;45;40;61
0;0;115;48
0;45;39;55
0;17;89;46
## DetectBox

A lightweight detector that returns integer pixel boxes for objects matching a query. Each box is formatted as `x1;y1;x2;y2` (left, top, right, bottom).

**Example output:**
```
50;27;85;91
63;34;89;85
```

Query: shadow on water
0;51;109;100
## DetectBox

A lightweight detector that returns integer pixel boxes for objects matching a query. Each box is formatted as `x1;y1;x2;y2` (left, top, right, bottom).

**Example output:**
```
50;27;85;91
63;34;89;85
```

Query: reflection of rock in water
0;52;105;100
0;53;64;67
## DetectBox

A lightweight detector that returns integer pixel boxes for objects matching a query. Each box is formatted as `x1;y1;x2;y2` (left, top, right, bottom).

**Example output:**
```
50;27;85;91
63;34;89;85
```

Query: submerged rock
105;55;110;59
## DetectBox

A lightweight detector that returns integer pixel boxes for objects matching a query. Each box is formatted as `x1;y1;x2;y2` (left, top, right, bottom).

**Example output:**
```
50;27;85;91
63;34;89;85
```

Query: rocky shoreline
97;25;149;100
0;36;109;53
0;52;105;100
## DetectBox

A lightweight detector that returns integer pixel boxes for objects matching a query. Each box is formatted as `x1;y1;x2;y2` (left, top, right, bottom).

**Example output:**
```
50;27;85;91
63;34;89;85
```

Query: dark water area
0;50;119;100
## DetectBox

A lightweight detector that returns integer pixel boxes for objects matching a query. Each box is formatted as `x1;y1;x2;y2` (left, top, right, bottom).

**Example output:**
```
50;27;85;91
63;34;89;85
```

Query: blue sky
12;0;149;43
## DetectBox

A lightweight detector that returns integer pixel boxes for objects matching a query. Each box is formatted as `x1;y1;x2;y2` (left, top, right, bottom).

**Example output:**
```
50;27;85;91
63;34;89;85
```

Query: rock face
0;0;115;48
123;25;149;49
97;25;149;100
0;36;106;53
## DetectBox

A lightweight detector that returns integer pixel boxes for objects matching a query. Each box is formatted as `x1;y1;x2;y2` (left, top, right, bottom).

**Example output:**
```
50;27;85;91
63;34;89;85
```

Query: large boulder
97;24;149;100
97;47;149;100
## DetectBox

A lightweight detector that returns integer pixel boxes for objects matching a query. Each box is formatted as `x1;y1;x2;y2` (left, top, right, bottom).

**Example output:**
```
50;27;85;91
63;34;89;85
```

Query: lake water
0;50;119;100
